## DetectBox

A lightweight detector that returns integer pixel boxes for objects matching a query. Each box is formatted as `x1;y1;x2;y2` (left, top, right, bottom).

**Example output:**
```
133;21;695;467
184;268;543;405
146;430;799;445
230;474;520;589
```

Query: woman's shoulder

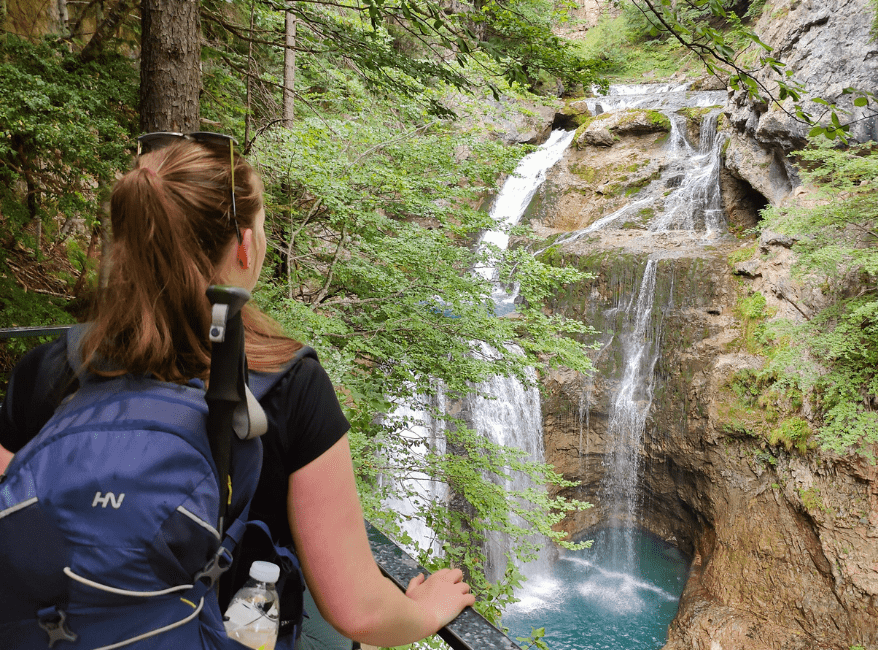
254;347;349;474
250;345;322;399
11;334;72;386
1;333;75;451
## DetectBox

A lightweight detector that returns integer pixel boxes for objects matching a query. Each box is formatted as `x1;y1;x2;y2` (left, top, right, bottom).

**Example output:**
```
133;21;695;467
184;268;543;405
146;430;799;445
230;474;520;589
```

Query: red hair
82;139;300;382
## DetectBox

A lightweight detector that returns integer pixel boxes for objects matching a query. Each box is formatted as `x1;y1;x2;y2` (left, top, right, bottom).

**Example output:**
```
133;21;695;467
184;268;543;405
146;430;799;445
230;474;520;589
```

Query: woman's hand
405;568;475;630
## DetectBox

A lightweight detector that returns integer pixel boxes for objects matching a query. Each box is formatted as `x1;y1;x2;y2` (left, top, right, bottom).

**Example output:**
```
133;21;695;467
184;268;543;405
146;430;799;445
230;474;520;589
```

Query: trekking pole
205;285;252;535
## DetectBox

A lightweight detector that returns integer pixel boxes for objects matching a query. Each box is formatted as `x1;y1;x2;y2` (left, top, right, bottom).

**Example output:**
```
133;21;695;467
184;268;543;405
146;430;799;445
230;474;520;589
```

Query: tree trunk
57;0;69;36
283;4;295;126
140;0;201;133
244;0;255;145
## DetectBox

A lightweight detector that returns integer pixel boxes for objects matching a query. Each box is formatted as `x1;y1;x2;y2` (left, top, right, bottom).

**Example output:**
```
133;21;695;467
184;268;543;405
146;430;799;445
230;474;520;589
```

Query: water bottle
223;561;280;650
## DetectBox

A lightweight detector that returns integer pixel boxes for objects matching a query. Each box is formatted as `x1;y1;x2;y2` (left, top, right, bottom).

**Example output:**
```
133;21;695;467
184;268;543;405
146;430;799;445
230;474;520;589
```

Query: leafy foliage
201;0;602;122
574;10;696;81
769;417;811;454
739;142;878;458
0;36;136;242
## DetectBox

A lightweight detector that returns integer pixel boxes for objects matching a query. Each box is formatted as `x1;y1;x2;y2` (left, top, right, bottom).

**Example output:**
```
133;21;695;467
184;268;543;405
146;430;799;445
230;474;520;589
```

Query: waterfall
505;83;727;650
476;129;577;315
585;83;725;114
385;130;575;565
571;105;727;563
549;107;727;248
649;112;724;233
468;342;546;584
594;258;661;568
382;388;448;556
470;130;576;581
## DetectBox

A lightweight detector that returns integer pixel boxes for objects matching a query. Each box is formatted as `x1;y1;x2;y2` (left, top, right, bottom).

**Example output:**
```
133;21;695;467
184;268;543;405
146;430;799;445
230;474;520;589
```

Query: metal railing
366;521;520;650
0;325;521;650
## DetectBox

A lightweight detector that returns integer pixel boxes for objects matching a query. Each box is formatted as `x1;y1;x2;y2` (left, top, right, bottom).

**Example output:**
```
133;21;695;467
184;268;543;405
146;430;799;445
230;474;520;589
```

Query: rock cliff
724;0;878;205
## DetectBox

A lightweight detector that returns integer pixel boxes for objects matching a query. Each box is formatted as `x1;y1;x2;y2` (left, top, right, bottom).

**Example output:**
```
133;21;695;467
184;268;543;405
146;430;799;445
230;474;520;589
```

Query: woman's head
119;135;264;270
83;135;269;382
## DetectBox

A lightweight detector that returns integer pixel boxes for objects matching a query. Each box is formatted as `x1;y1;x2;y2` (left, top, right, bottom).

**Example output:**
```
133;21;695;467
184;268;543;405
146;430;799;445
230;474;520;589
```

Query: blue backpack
0;306;314;648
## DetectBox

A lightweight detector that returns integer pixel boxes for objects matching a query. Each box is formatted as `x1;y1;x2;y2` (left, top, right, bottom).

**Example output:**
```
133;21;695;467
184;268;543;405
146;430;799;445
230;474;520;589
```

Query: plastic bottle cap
249;561;280;584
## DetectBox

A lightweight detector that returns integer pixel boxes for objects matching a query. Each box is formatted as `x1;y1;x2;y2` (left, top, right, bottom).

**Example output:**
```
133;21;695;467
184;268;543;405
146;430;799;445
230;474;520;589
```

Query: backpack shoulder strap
248;345;318;400
66;322;124;379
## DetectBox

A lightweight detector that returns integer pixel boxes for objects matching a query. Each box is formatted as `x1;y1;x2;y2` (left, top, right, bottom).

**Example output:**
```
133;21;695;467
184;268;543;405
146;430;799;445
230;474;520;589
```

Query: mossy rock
570;162;599;183
678;106;721;126
612;109;672;135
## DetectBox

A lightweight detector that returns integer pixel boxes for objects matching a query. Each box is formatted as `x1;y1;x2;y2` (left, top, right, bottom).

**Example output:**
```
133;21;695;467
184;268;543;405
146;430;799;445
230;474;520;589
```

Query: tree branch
312;224;347;304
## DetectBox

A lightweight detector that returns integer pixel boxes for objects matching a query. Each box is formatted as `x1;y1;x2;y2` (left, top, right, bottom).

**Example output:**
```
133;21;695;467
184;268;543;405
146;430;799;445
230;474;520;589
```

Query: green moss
679;106;719;121
798;486;829;513
728;243;757;265
648;110;672;129
573;115;604;146
623;169;661;196
615;109;671;132
735;291;775;354
770;417;812;454
721;136;731;157
570;163;599;184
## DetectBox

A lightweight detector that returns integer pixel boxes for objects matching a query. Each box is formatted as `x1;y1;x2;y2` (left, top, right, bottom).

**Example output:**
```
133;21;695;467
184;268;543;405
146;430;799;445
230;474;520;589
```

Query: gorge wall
522;1;878;648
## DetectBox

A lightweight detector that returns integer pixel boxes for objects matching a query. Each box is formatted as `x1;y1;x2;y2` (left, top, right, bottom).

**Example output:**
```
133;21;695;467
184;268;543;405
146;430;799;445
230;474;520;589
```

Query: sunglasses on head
136;131;242;243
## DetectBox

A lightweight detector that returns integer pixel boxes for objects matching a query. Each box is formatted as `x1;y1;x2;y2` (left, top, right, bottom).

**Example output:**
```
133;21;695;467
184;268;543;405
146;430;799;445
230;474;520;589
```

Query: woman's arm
0;444;12;475
287;434;475;647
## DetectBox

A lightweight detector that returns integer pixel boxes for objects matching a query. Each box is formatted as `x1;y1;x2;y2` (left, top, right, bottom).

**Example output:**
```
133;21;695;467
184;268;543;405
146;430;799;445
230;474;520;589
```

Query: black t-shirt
0;334;350;548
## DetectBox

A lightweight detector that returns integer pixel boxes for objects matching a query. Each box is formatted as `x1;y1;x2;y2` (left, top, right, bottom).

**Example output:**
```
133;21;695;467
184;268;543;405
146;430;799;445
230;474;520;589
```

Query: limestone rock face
723;0;878;204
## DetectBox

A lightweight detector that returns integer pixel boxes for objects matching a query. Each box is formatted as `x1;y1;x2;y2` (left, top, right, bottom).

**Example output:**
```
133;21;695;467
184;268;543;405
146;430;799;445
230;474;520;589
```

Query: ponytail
82;139;301;383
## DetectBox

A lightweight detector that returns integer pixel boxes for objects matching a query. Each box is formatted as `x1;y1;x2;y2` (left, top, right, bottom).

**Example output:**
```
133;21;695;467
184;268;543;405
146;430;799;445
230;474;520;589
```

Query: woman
0;133;474;647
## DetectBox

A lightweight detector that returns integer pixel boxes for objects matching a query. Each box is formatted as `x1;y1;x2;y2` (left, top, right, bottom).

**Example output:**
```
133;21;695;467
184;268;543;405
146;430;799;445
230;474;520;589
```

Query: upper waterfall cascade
476;128;577;316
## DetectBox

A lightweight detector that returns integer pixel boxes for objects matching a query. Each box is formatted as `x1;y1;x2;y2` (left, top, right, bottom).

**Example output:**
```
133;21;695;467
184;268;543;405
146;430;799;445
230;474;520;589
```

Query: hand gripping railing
0;324;521;650
365;521;520;650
